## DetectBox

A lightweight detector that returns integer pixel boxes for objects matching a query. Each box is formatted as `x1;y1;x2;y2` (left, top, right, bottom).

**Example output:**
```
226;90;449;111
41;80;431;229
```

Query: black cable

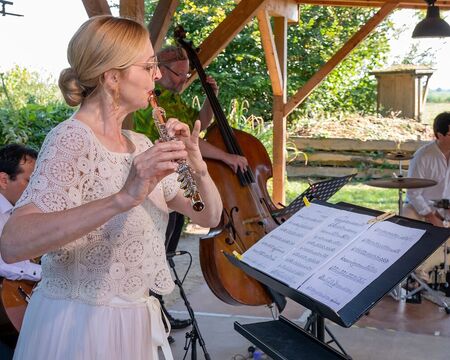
166;250;193;285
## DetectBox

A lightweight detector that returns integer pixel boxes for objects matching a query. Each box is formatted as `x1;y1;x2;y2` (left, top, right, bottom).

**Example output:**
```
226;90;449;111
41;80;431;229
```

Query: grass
285;178;399;213
422;102;450;125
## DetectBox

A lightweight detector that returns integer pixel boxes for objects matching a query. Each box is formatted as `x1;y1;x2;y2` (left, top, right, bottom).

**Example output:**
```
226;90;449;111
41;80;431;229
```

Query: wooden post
81;0;111;17
119;0;145;23
119;0;145;130
272;16;287;205
148;0;179;52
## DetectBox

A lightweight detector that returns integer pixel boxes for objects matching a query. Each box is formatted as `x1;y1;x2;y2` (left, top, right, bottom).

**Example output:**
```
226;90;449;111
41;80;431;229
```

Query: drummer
403;112;450;282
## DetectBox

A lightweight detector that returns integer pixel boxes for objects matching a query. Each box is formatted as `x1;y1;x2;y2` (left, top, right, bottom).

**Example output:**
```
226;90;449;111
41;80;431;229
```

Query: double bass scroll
175;26;284;308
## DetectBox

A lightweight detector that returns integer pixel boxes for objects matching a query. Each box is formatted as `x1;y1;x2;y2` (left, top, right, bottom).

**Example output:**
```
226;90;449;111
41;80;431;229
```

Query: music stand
227;201;450;359
272;174;355;224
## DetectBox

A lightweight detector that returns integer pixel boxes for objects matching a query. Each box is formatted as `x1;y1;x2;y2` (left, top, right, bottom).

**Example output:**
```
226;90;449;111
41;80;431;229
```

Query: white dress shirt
406;141;450;216
0;193;41;281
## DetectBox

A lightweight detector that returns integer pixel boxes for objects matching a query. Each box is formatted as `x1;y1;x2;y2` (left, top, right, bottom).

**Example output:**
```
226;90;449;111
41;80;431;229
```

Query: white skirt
13;291;173;360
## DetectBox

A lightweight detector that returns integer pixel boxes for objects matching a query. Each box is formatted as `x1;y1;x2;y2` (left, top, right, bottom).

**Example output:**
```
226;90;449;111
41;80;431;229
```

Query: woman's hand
118;140;187;209
166;118;207;176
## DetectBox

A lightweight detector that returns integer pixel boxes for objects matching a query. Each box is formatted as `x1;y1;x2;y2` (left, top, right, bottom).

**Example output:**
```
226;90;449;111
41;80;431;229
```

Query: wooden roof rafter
297;0;450;9
81;0;111;17
257;9;284;96
148;0;179;52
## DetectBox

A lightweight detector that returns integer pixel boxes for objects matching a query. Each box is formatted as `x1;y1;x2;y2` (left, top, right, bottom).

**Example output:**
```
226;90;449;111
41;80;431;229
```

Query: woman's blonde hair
59;15;149;106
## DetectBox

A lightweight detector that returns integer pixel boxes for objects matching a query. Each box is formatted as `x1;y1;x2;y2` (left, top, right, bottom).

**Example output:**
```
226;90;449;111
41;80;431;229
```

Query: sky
0;0;449;89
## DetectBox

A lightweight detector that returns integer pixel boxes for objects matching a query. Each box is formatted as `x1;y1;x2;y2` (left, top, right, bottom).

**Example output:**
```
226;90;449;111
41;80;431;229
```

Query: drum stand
167;254;211;360
389;179;406;301
392;176;450;312
389;160;406;301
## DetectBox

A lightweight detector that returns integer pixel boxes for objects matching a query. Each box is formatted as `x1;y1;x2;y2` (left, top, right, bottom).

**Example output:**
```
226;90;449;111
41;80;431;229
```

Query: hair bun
58;67;84;106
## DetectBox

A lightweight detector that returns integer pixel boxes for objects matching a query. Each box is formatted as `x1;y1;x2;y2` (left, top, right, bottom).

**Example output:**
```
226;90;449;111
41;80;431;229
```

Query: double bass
175;27;283;307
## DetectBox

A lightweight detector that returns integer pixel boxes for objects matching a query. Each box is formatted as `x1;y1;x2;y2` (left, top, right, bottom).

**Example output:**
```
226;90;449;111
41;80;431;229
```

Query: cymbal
385;151;414;161
366;177;437;189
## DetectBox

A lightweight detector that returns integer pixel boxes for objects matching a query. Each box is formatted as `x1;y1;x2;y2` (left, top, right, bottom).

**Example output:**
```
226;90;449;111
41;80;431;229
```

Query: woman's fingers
165;117;190;138
136;142;185;173
190;120;201;144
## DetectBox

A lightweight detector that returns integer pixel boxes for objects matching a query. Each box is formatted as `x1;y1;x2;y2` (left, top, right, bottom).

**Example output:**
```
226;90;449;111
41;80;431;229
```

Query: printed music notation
241;203;425;312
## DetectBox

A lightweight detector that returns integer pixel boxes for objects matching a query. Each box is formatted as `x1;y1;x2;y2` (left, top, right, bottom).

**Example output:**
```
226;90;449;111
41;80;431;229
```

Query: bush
0;103;72;150
0;66;72;149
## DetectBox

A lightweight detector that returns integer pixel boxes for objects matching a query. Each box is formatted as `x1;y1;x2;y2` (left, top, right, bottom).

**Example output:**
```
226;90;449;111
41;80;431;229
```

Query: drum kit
365;151;436;217
365;151;450;309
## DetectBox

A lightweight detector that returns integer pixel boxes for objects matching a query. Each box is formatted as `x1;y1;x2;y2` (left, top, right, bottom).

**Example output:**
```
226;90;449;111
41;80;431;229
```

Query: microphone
166;250;189;258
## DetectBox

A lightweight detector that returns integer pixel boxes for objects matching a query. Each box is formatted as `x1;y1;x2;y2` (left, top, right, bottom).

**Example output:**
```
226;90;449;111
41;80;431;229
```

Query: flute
148;90;205;212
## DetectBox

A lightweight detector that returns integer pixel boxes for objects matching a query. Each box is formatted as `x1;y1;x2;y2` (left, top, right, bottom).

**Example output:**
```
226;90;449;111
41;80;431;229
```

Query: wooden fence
287;137;430;179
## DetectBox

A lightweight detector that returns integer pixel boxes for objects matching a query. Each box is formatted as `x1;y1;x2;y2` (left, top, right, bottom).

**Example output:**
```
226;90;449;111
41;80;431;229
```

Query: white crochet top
16;118;177;305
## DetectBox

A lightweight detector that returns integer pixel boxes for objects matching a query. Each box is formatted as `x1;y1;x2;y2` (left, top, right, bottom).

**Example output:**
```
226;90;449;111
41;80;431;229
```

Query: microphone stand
167;253;211;360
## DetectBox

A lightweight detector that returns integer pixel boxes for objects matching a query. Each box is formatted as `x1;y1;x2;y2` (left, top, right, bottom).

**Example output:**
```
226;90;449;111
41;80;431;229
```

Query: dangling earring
112;84;120;111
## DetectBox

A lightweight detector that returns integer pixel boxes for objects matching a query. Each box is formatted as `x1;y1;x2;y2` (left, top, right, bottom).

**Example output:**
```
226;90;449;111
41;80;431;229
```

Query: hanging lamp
412;0;450;38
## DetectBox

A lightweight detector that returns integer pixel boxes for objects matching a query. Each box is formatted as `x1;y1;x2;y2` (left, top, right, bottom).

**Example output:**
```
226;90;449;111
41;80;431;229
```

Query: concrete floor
166;284;450;360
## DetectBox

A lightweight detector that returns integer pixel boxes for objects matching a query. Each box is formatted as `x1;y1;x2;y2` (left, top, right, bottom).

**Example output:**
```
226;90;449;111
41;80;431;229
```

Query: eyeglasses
161;64;189;79
132;56;159;73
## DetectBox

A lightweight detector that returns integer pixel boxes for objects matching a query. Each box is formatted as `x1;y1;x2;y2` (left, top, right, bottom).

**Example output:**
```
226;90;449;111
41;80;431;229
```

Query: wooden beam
148;0;179;52
256;10;283;96
120;0;145;24
267;0;299;23
271;16;288;205
81;0;111;17
284;1;399;117
184;0;268;89
296;0;450;10
119;1;145;130
290;136;428;152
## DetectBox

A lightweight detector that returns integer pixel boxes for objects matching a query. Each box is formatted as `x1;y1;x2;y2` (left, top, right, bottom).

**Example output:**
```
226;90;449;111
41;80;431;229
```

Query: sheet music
299;221;425;311
241;203;426;313
242;204;340;269
266;209;372;288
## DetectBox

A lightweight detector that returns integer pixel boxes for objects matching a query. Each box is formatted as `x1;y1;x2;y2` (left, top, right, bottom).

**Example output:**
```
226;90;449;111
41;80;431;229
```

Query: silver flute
148;90;205;212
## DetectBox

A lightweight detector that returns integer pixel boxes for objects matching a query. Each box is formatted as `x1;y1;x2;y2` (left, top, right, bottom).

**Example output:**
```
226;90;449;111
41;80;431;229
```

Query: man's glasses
161;64;189;79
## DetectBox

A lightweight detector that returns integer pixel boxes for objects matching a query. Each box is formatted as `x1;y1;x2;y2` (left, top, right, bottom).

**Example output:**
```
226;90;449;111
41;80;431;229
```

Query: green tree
0;65;61;108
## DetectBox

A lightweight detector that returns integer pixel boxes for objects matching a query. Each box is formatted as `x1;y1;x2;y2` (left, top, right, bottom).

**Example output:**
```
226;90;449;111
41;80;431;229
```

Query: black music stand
227;201;450;360
272;174;355;224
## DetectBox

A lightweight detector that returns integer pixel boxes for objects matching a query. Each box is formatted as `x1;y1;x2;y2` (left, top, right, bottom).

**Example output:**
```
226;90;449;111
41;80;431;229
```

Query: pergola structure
81;0;450;205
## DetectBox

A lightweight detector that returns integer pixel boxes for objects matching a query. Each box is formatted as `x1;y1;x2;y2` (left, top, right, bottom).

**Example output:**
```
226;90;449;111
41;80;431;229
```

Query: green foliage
227;98;273;155
0;67;72;149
